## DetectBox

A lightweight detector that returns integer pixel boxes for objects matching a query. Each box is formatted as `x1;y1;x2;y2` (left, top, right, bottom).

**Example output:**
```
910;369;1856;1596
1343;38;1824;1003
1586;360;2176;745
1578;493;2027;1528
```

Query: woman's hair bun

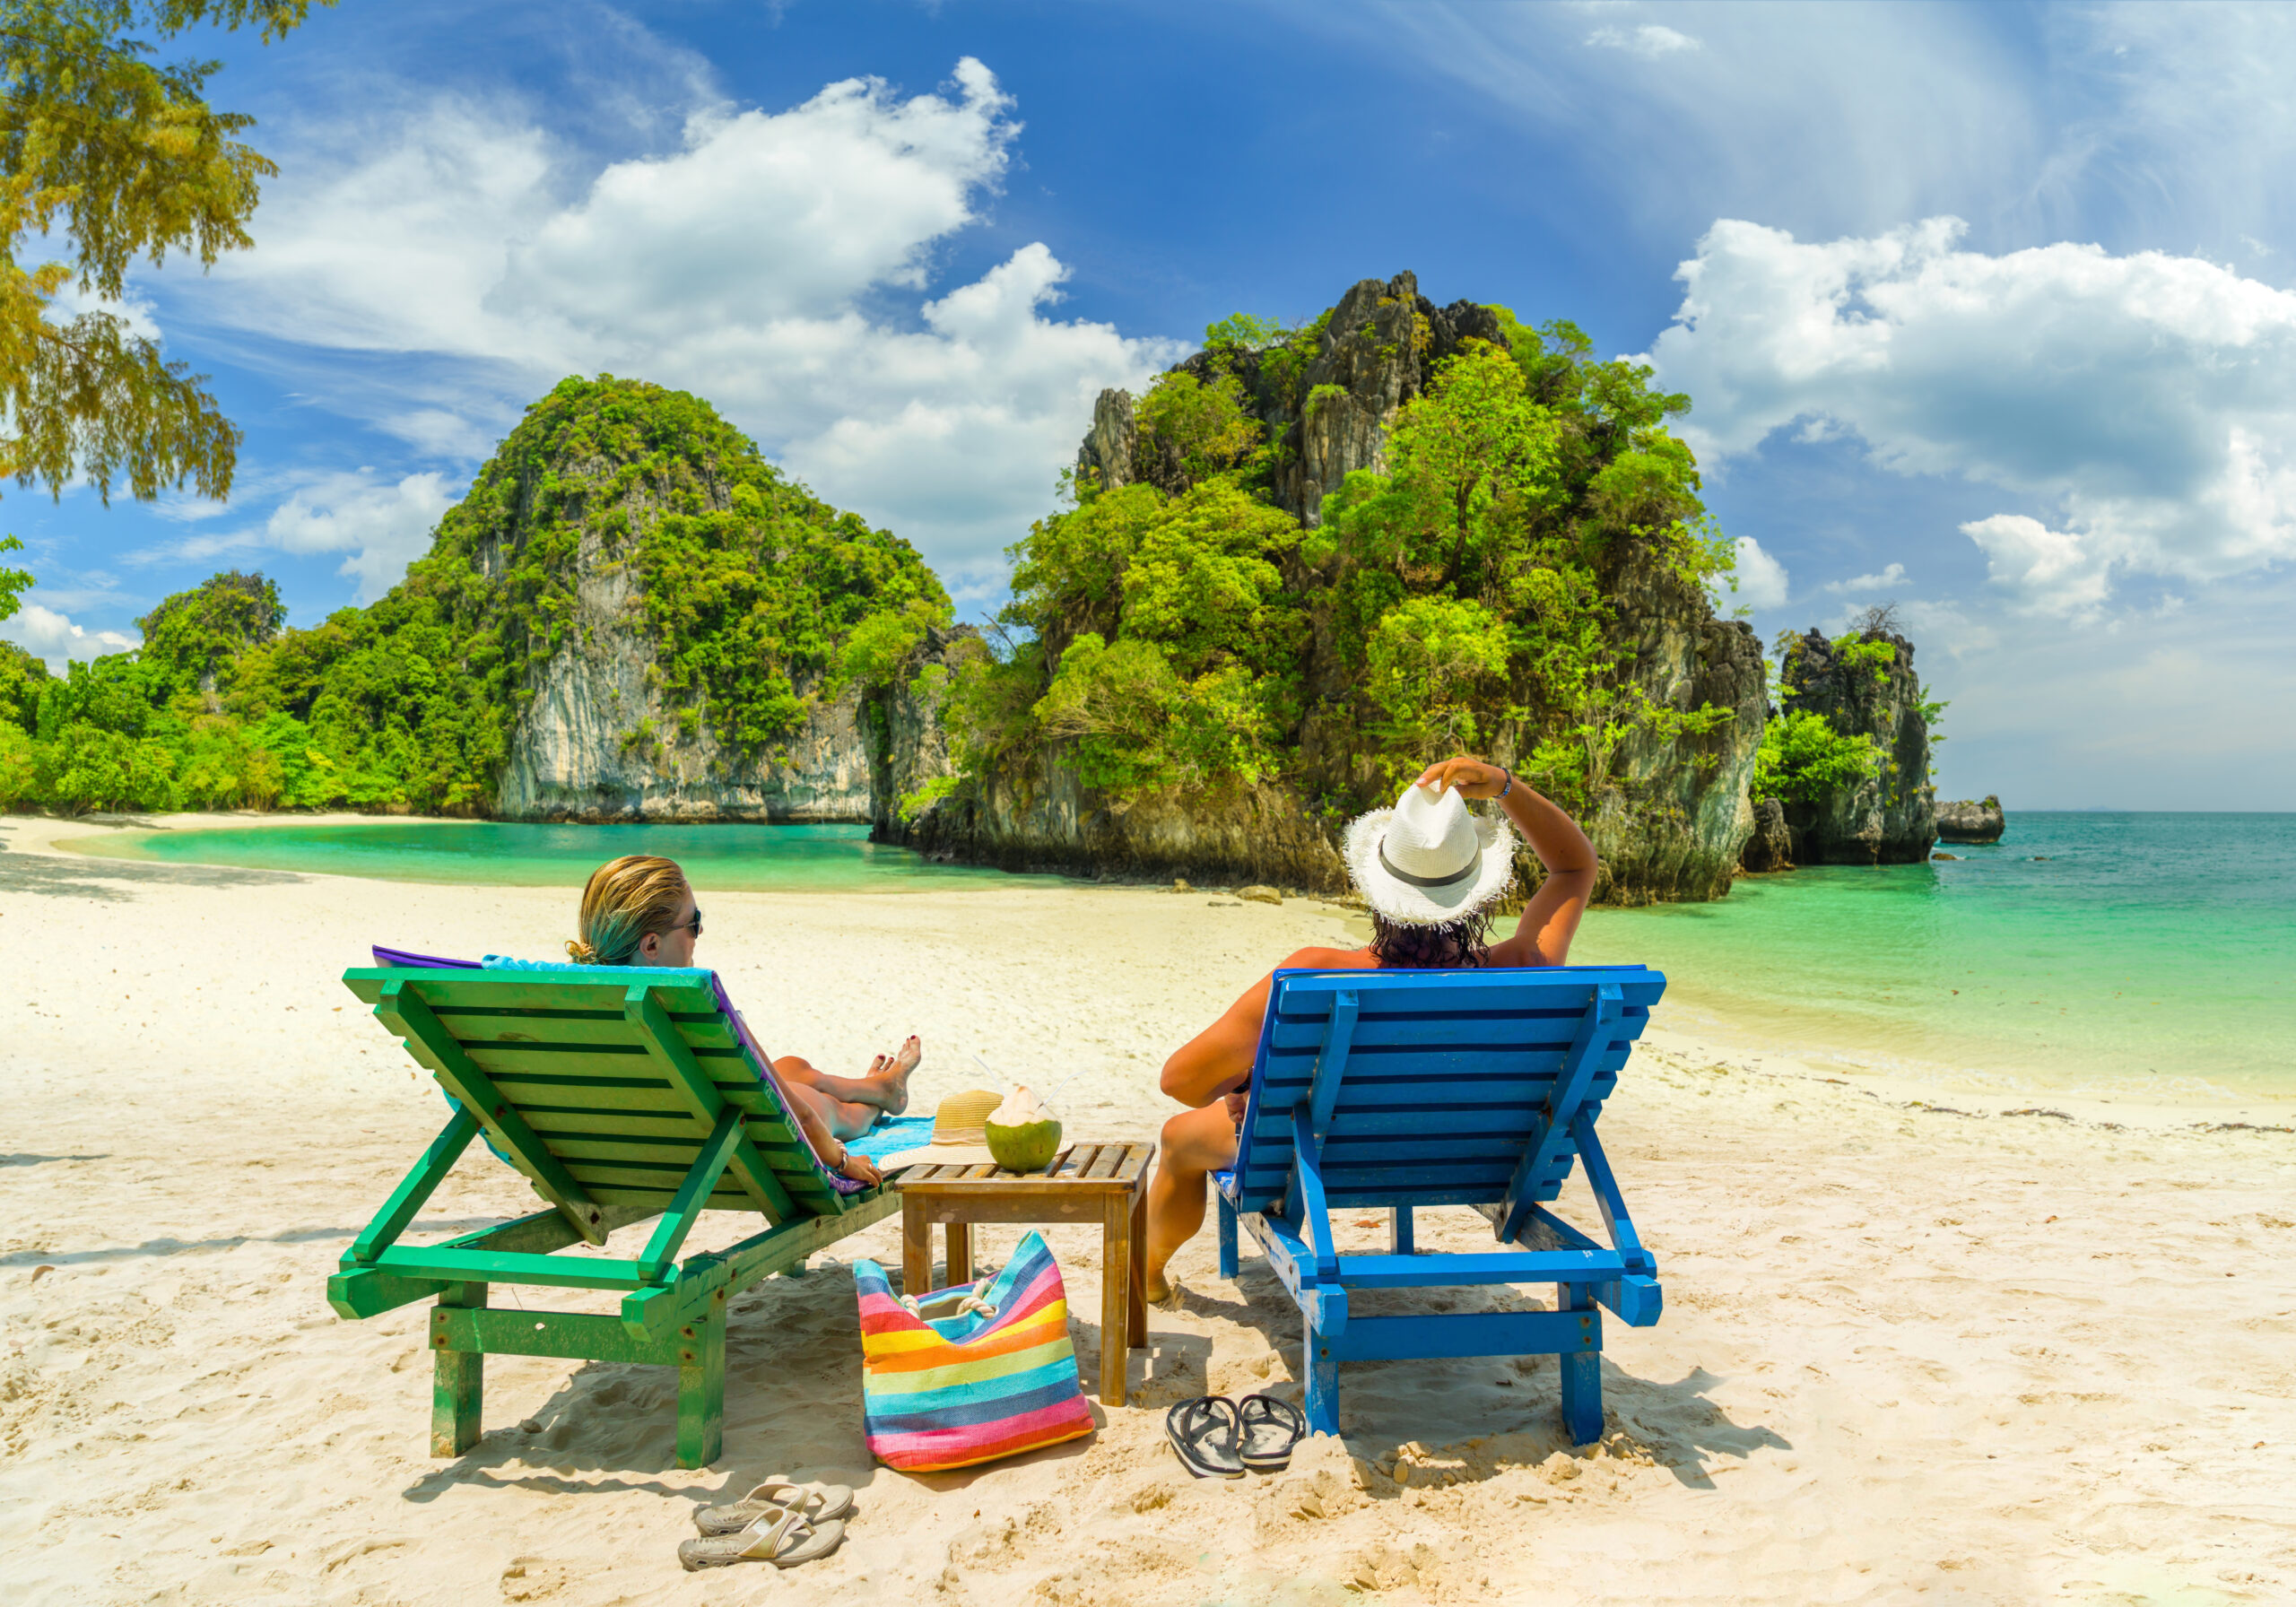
565;938;602;965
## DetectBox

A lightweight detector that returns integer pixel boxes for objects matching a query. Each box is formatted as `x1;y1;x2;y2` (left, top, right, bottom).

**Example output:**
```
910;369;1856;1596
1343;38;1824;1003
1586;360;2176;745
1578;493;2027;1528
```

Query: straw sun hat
1341;781;1518;926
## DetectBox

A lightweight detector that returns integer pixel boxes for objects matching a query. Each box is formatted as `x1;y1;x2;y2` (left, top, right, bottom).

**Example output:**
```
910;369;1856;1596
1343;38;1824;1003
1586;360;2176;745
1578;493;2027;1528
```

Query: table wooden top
893;1140;1155;1196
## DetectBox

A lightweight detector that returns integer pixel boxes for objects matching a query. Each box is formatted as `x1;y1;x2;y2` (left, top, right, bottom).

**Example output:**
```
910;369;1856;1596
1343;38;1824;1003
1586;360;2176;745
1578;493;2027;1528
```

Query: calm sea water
1575;812;2296;1099
66;820;1050;894
65;812;2294;1098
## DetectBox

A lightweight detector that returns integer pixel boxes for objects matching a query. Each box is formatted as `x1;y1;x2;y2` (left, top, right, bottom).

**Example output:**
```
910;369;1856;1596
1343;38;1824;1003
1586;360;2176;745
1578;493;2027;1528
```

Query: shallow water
64;819;1055;894
62;810;2295;1098
1574;812;2296;1099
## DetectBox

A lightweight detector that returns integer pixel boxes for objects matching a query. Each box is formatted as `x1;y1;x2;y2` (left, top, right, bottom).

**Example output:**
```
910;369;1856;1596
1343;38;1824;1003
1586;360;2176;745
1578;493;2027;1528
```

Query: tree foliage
1;0;330;504
0;376;947;816
943;297;1739;822
1752;708;1882;804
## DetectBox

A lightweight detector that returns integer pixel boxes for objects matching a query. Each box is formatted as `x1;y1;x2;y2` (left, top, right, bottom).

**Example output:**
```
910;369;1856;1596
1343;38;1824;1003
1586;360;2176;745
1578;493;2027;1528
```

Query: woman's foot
859;1035;921;1115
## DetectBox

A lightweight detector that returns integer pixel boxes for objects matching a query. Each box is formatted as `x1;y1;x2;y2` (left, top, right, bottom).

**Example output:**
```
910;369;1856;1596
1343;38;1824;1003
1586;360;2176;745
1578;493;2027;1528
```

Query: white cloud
1645;217;2296;612
1586;24;1700;57
1728;534;1789;610
2;604;137;671
131;472;457;603
1822;561;1908;595
265;473;459;602
1958;514;2111;618
187;59;1177;595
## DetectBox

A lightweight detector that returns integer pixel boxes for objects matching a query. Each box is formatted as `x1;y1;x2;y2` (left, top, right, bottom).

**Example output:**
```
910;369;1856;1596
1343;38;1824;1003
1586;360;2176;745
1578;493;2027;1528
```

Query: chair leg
1127;1183;1149;1347
676;1302;726;1469
1303;1309;1340;1437
1389;1205;1414;1255
430;1281;486;1456
1217;1195;1239;1280
1557;1283;1602;1446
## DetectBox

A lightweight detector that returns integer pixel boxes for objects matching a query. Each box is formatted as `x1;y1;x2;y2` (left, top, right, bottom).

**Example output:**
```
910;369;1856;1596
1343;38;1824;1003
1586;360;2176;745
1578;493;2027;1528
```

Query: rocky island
2;278;1958;908
1935;795;2006;843
891;272;1764;904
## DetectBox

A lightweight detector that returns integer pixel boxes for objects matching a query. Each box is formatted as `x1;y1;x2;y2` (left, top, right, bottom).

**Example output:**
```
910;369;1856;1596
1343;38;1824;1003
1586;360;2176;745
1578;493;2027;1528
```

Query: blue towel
844;1114;935;1165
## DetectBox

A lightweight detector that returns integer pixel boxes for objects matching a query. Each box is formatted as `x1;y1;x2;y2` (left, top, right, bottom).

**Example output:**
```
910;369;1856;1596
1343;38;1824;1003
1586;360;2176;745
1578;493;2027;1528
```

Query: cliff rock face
1079;272;1508;526
1739;797;1796;873
1586;537;1766;904
899;271;1765;901
898;760;1347;888
491;497;877;821
1935;795;2005;843
1778;629;1937;864
467;382;944;825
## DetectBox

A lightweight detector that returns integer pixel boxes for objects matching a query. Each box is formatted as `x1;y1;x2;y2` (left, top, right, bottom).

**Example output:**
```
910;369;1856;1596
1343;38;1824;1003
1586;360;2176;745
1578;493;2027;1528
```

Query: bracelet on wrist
1500;765;1513;798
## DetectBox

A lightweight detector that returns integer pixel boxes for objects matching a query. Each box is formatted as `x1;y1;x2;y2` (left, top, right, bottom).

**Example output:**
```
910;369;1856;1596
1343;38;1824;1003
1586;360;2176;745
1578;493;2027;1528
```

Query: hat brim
1341;805;1518;926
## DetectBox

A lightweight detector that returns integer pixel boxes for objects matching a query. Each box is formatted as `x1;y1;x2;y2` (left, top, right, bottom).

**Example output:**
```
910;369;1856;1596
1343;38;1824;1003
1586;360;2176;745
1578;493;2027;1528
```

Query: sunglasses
673;906;702;939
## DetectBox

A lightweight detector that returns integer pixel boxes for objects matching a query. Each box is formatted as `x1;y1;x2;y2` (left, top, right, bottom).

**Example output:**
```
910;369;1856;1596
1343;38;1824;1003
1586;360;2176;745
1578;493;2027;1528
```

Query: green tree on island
938;306;1738;826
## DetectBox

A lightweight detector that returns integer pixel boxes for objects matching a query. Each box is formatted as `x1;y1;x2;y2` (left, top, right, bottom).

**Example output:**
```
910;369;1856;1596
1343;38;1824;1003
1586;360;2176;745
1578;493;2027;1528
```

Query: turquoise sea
1574;812;2294;1100
65;820;1048;893
65;812;2294;1099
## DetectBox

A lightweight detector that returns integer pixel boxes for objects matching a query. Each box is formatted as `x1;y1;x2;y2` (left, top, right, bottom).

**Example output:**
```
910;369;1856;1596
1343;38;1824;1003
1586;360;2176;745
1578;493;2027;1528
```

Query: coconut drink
984;1085;1062;1173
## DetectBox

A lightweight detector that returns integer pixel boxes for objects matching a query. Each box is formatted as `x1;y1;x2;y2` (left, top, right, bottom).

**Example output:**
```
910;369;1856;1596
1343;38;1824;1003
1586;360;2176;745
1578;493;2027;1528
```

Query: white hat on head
1341;781;1517;926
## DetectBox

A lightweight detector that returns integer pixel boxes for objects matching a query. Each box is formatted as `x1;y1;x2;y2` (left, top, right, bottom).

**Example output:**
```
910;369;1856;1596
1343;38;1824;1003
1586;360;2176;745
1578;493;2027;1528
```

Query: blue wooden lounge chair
1213;965;1667;1443
327;961;897;1468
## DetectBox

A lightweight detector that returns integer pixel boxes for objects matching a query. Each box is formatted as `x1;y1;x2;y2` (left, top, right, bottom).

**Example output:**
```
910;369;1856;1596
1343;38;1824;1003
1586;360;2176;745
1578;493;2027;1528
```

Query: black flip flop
1165;1395;1244;1479
1237;1394;1307;1471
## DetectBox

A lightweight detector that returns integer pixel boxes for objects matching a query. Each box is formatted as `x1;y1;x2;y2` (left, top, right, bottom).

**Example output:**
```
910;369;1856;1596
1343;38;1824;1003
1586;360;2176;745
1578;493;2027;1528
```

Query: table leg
1100;1196;1131;1406
901;1202;930;1299
946;1221;973;1290
1126;1180;1148;1347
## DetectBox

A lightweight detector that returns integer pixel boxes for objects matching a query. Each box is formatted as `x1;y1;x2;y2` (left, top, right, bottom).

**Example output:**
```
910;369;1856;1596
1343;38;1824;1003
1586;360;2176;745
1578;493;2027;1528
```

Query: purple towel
367;945;863;1194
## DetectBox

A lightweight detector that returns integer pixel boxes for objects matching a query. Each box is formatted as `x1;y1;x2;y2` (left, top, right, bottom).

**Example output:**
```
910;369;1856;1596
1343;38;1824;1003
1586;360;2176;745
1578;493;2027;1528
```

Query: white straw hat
1341;781;1517;926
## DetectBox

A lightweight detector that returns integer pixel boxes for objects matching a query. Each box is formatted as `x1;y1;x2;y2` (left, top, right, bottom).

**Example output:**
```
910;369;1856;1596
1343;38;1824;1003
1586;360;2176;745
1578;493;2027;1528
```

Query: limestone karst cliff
1773;626;1938;864
428;376;946;823
890;271;1767;903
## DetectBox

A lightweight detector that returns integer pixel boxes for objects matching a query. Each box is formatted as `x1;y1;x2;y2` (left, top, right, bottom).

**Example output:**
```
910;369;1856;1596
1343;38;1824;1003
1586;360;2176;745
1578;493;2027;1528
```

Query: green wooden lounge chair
327;958;896;1468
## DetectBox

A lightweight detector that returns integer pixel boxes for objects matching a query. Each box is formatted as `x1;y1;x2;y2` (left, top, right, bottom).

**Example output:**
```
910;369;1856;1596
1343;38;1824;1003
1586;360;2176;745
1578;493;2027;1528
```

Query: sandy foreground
2;812;2292;1607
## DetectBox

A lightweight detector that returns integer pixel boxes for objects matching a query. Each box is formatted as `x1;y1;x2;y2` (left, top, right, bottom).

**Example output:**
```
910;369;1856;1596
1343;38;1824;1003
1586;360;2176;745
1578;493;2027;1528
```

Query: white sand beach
3;812;2292;1605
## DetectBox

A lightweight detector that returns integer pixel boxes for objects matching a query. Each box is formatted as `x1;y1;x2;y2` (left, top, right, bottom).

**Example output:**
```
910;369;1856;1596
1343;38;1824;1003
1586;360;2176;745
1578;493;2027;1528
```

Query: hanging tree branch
0;0;331;503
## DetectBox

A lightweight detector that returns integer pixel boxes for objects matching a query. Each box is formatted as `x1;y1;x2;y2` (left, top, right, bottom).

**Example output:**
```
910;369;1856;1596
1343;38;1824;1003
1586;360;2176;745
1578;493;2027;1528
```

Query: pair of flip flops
678;1479;852;1571
1165;1394;1307;1479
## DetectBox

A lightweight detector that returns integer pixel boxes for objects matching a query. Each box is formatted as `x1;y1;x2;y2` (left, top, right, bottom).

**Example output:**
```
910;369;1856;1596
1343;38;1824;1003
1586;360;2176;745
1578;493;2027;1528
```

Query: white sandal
678;1506;846;1570
692;1476;854;1536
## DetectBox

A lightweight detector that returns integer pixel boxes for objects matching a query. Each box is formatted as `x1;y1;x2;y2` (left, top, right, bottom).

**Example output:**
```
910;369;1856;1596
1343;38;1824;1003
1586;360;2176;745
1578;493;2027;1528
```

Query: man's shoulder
1276;945;1378;972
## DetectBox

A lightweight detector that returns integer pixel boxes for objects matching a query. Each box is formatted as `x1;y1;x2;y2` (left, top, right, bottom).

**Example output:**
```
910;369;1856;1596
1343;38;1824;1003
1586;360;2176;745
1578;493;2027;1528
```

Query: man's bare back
1140;756;1600;1301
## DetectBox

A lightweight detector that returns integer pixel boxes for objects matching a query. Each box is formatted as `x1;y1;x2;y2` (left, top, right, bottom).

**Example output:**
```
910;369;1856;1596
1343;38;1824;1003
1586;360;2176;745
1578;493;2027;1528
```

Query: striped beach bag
853;1230;1095;1471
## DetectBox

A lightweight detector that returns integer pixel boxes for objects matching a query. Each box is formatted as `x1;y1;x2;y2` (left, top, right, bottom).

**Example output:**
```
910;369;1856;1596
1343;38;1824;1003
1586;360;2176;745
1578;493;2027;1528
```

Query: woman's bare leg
772;1055;881;1141
1144;1103;1240;1302
782;1036;921;1115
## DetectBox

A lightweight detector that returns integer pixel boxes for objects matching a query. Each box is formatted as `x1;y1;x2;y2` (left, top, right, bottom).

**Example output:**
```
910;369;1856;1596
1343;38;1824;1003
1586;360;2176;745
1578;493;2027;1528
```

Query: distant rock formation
1935;795;2005;843
1740;797;1796;873
1776;626;1937;864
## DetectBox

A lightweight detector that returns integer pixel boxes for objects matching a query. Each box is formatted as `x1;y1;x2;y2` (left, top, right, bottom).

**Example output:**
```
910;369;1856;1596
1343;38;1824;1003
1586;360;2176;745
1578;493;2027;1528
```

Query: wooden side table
894;1141;1155;1407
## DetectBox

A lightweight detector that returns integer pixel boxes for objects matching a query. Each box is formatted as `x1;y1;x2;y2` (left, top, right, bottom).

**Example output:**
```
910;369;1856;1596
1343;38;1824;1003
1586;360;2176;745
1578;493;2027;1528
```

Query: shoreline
10;809;2285;1123
3;812;2291;1603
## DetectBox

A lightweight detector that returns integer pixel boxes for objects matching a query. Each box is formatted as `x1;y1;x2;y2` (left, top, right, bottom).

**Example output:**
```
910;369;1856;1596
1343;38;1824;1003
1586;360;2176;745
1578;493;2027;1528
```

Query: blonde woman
570;854;918;1186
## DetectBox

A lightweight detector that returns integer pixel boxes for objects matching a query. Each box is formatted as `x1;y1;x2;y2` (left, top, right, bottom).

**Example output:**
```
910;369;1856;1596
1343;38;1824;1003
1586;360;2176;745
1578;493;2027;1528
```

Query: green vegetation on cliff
0;377;944;814
938;306;1736;826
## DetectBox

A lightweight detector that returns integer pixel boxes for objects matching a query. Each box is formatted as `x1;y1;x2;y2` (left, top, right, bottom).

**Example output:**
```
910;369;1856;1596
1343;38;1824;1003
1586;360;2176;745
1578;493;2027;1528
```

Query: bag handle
900;1276;999;1321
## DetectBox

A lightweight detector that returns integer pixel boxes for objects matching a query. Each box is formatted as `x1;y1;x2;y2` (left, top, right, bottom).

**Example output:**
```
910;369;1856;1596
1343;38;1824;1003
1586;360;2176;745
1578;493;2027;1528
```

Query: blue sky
7;0;2294;809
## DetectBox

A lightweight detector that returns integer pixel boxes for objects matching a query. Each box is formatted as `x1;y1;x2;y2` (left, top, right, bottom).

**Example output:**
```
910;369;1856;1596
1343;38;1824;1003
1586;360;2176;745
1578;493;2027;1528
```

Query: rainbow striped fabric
853;1230;1095;1472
